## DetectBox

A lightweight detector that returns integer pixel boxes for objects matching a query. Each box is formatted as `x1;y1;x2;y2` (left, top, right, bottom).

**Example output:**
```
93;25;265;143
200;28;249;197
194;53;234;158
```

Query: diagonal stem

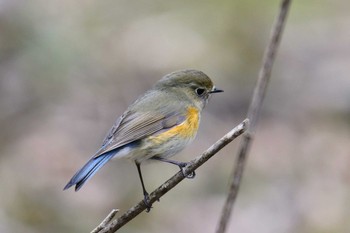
215;1;293;233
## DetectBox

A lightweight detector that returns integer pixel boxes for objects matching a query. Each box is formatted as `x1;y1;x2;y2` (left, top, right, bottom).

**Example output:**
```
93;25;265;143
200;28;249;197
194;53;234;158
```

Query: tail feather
64;150;116;191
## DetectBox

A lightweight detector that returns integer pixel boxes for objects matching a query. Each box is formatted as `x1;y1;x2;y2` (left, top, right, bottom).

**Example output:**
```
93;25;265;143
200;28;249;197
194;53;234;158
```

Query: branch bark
91;209;119;233
92;119;248;233
215;1;292;233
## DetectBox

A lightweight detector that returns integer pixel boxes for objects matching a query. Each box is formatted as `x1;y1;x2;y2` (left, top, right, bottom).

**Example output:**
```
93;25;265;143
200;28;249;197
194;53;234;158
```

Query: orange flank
151;107;199;142
176;106;199;138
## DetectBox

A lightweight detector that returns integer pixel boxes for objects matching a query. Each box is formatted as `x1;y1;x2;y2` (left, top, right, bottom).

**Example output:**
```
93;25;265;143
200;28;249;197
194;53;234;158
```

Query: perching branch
91;119;248;233
215;1;292;233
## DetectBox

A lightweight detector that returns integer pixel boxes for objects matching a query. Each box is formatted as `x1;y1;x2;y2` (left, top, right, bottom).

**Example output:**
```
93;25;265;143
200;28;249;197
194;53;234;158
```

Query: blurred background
0;0;349;232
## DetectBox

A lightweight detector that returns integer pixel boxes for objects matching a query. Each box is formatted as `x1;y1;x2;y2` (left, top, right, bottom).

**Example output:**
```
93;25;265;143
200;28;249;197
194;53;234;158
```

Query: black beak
209;87;223;94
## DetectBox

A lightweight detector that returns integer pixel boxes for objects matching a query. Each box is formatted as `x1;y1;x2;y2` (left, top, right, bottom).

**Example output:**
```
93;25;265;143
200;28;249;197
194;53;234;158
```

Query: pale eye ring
195;88;206;96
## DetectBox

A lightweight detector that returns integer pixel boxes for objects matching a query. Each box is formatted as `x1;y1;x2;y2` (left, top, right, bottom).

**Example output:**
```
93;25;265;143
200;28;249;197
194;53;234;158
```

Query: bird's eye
195;88;205;96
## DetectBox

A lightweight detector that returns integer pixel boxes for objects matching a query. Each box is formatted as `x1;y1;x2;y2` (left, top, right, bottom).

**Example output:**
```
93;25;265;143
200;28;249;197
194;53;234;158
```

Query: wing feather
94;109;185;157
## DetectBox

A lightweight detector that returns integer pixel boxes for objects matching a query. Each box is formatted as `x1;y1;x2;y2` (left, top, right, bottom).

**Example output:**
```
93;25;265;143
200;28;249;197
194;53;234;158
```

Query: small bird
64;69;223;210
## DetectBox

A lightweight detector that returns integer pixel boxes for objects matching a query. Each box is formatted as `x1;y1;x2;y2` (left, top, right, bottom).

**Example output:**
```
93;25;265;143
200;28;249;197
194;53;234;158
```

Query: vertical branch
215;1;292;233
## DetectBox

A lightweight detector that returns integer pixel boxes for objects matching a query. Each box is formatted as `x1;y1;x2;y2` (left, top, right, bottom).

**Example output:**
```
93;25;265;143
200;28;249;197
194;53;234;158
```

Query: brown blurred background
0;0;349;232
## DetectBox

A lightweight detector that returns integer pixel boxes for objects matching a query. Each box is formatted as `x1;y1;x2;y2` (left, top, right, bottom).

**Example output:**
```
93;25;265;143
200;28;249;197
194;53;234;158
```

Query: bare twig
215;1;292;233
91;209;119;233
93;119;248;233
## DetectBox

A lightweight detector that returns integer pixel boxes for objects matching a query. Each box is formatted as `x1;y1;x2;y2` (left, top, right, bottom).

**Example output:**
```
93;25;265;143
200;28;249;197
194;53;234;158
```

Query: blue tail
64;150;116;191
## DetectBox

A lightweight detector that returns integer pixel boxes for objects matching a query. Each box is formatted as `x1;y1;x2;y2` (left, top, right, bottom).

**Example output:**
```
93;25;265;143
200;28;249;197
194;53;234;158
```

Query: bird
64;69;223;211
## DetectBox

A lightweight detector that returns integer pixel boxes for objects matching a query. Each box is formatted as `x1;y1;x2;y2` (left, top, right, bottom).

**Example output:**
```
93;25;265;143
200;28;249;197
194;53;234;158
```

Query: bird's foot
178;162;196;179
143;192;152;212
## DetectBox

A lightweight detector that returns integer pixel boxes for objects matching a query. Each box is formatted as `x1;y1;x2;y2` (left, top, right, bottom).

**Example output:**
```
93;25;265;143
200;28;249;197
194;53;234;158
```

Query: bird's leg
135;162;152;212
151;157;196;179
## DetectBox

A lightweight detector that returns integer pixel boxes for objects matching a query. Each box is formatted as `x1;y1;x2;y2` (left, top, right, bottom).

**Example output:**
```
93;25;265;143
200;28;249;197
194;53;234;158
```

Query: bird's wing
94;109;186;157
